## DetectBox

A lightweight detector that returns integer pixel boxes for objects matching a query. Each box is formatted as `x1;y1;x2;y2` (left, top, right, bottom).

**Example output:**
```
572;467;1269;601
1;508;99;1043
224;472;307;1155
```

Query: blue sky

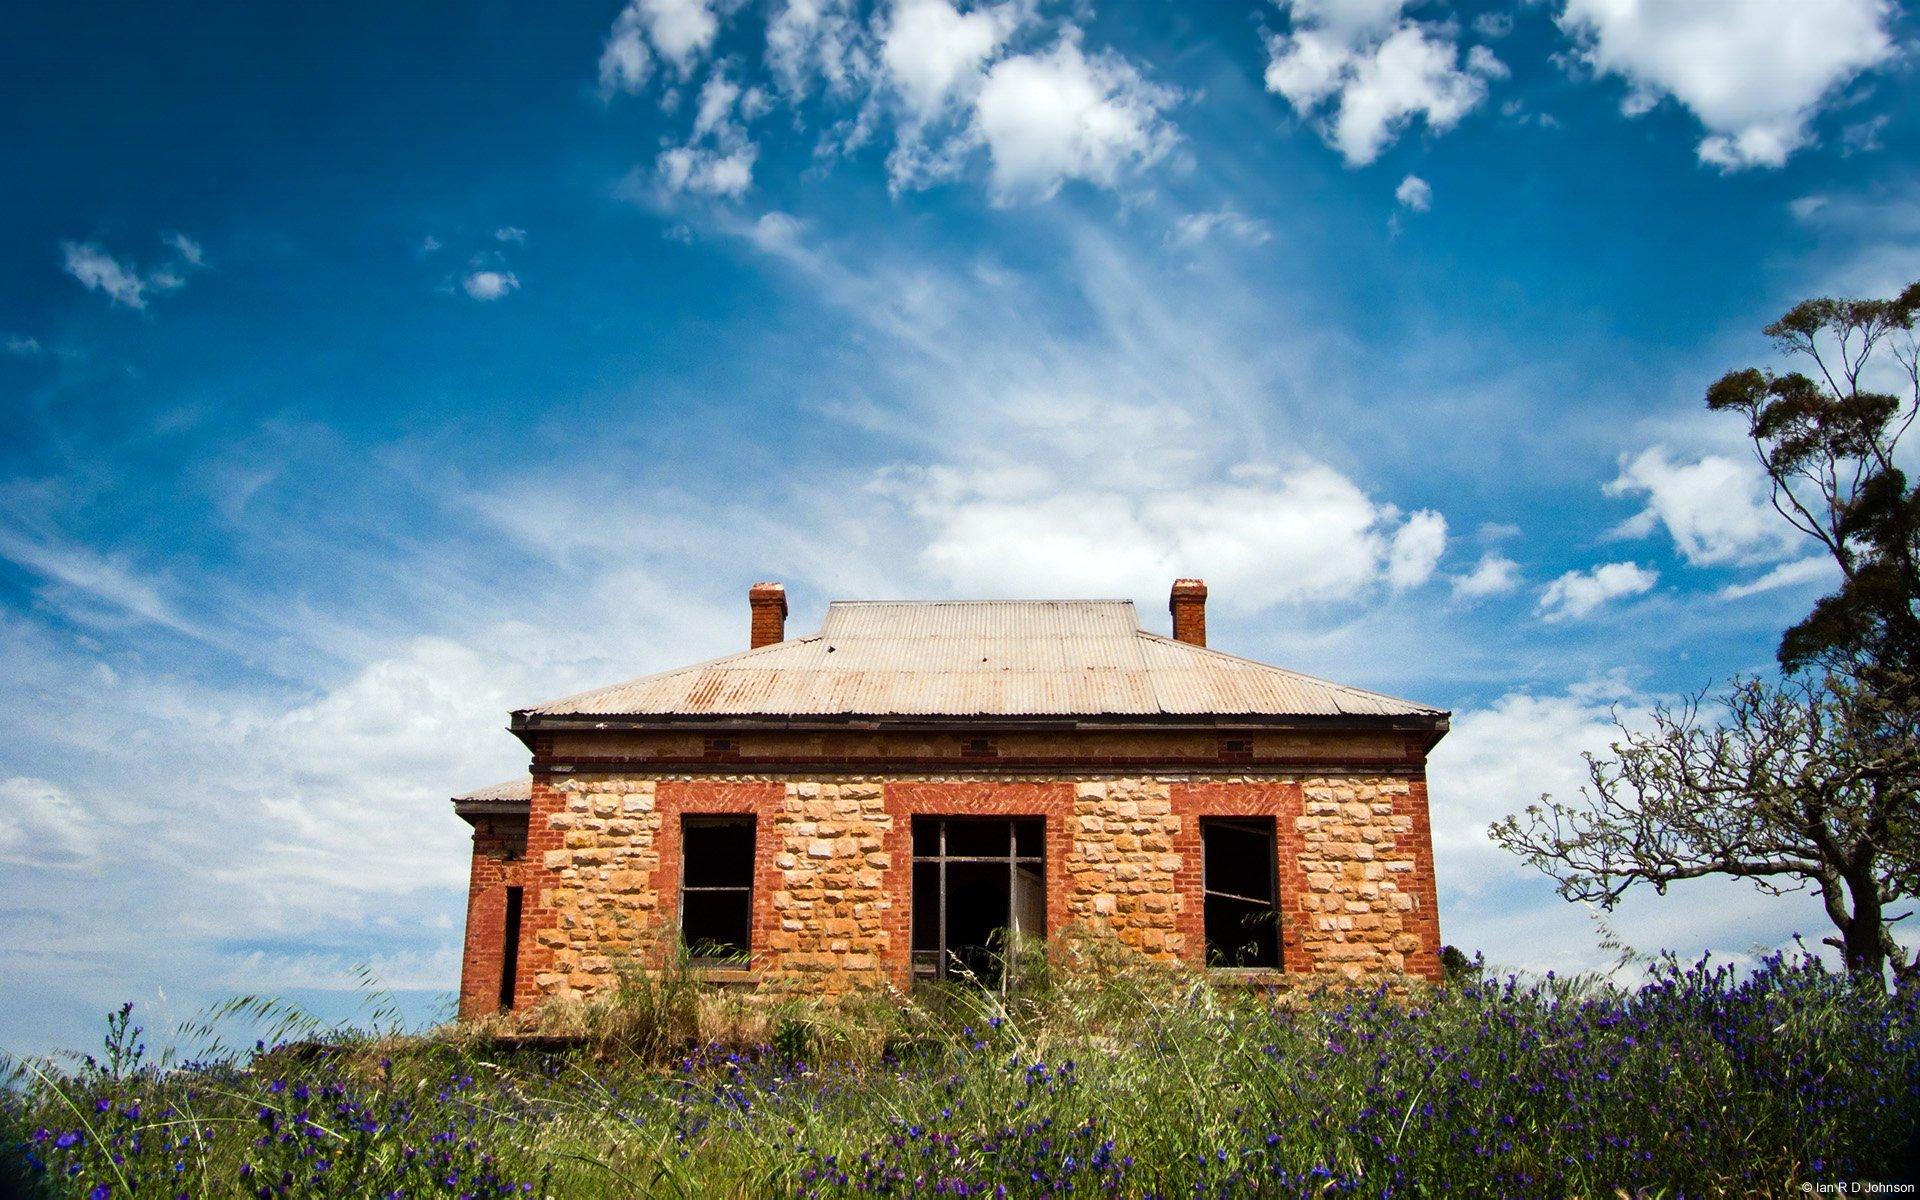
2;0;1916;1055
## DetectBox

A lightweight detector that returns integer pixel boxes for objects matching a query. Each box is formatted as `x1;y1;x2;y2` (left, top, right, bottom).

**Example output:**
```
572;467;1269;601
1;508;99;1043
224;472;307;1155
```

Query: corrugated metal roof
521;600;1441;720
453;778;531;803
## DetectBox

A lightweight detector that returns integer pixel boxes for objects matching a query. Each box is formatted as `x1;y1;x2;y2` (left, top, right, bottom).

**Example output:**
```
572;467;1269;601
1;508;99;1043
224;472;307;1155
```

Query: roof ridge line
826;598;1138;606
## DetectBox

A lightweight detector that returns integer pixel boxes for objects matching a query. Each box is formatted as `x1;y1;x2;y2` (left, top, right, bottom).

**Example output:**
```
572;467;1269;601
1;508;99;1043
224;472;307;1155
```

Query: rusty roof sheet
521;600;1441;721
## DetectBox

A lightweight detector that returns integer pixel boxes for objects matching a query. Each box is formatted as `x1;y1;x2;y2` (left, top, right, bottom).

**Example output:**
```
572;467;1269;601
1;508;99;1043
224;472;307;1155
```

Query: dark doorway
1201;817;1281;968
680;816;755;962
498;886;523;1011
910;817;1046;983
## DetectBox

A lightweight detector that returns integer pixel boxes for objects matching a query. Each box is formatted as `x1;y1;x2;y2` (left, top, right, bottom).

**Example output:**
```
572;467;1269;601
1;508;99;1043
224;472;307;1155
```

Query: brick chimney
748;582;788;648
1169;578;1208;647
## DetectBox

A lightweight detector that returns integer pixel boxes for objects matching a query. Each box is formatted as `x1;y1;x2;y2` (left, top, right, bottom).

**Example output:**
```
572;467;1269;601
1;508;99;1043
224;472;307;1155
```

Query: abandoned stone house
453;580;1449;1019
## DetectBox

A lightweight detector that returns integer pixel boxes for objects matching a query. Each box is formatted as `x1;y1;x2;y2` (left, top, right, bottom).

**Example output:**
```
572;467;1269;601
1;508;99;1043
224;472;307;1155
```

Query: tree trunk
1841;867;1888;982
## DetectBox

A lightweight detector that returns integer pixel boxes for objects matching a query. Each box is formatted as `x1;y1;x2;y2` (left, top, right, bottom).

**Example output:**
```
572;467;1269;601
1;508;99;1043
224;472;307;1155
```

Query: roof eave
512;710;1450;738
452;797;532;824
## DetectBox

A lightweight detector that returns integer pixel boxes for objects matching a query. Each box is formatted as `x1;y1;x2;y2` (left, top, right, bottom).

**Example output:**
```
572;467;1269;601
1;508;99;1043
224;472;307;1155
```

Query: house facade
454;580;1449;1019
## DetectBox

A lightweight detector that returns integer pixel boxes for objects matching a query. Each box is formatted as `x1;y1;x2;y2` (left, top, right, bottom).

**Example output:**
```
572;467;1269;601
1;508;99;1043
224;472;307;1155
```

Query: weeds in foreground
3;949;1916;1198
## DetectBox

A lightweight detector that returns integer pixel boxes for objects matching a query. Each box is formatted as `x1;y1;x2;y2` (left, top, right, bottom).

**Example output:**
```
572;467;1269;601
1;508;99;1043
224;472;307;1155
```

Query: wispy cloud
1169;207;1272;247
0;522;219;645
61;242;150;309
1718;555;1836;600
61;233;208;309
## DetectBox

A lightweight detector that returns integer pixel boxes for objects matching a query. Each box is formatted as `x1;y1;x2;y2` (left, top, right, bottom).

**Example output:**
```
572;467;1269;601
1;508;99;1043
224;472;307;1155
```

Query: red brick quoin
456;816;527;1019
880;781;1075;989
649;781;785;967
1170;781;1315;972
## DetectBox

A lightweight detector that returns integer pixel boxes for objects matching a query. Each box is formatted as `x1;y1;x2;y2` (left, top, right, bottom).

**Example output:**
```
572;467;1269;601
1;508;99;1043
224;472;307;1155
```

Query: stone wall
468;768;1442;1015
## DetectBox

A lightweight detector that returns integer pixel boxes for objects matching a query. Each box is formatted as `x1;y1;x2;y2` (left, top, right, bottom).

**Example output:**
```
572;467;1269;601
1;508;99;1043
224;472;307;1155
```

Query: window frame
1199;816;1282;969
910;816;1046;982
677;814;757;965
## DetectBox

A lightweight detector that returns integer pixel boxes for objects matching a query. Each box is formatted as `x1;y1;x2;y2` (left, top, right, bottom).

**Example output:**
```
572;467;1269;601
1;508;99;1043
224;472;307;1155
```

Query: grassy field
3;944;1916;1198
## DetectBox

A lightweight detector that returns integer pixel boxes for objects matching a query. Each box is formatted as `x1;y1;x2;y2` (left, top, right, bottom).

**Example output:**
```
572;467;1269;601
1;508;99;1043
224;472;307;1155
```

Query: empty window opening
1201;818;1281;969
911;817;1045;985
498;886;523;1011
680;817;756;963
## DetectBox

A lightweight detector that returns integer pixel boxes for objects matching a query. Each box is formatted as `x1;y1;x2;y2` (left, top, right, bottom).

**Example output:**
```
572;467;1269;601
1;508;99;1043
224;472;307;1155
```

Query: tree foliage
1704;283;1920;676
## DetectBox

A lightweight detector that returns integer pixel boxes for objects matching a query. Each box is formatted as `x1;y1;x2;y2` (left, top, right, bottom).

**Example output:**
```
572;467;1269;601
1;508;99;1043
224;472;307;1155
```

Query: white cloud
1386;509;1447;589
880;0;1019;117
1395;173;1431;210
602;0;1176;204
461;270;520;301
659;143;758;198
657;71;760;199
970;38;1179;202
599;2;655;94
598;0;724;94
1718;555;1837;600
746;210;808;254
1265;2;1503;166
1539;560;1656;621
493;226;527;245
693;72;742;138
1428;682;1631;888
1557;0;1895;170
887;461;1448;606
5;334;41;356
767;0;869;98
61;242;148;309
1452;551;1520;598
1170;207;1273;247
1605;447;1800;565
421;235;443;253
0;776;97;869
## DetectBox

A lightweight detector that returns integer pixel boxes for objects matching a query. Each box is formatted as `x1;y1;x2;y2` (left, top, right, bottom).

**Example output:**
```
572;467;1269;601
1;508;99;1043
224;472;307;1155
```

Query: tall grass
3;946;1915;1198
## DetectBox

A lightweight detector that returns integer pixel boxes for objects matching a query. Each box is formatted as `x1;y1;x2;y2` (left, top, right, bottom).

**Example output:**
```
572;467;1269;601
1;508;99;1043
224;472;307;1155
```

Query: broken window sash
680;816;755;963
910;816;1045;984
1201;816;1281;969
